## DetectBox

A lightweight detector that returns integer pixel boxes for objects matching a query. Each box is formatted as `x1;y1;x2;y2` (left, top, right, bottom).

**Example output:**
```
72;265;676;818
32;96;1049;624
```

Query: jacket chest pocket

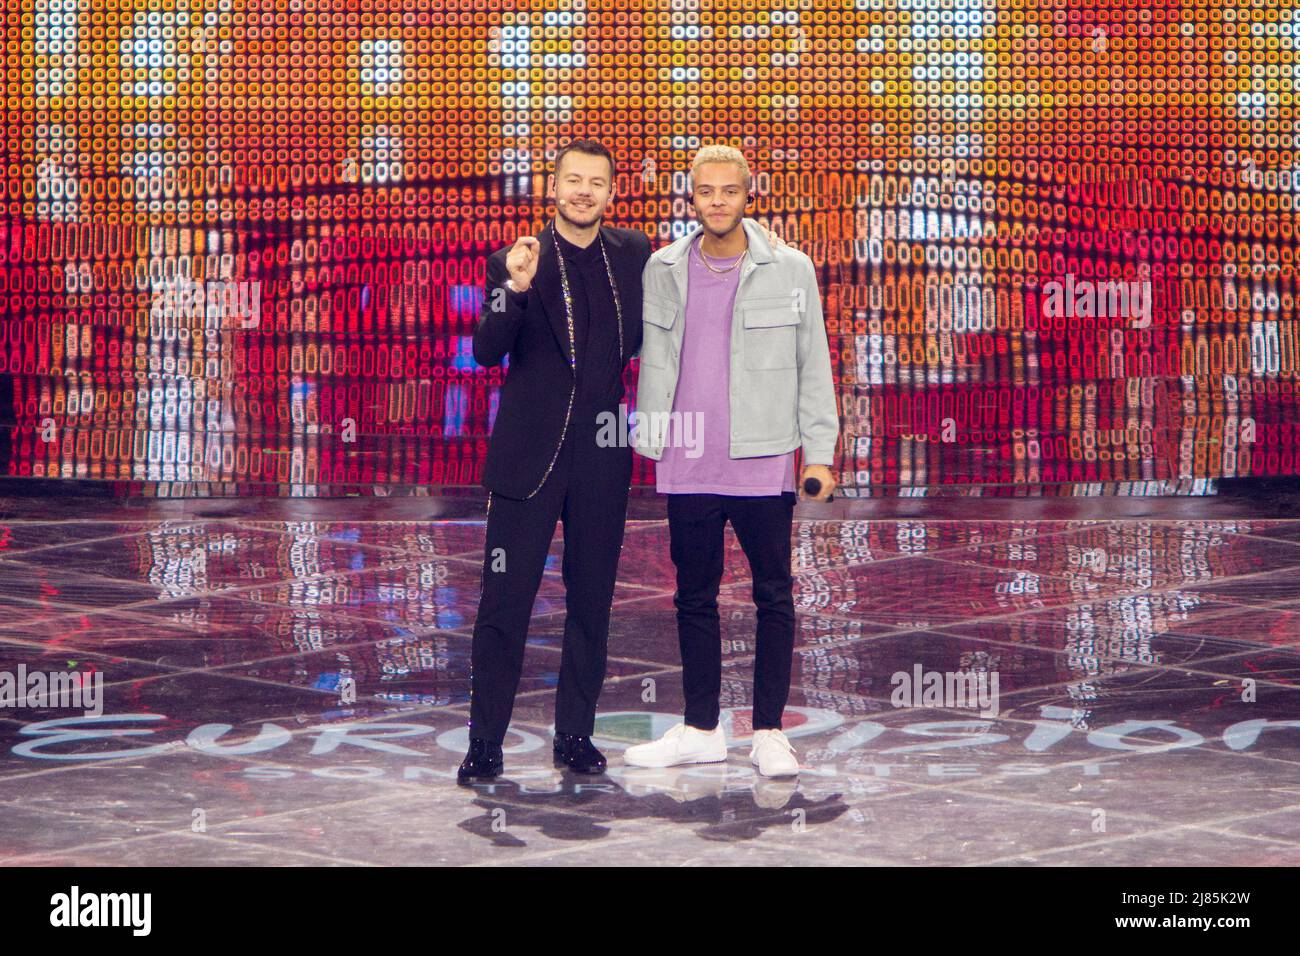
641;294;678;368
742;297;799;370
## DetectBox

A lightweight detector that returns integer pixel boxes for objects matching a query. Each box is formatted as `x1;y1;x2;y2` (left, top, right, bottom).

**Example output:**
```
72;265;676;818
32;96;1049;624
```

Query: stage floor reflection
0;497;1297;866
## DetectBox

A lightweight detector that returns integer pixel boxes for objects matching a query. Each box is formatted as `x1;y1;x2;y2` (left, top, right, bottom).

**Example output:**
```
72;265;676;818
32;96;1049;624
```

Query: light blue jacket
633;218;840;466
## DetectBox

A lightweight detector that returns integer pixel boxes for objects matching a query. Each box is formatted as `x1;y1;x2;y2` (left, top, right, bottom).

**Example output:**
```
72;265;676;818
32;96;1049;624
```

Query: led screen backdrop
2;0;1298;495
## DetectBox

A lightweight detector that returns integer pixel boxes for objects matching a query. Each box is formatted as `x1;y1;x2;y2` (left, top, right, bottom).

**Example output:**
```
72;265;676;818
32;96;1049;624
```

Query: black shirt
553;226;623;412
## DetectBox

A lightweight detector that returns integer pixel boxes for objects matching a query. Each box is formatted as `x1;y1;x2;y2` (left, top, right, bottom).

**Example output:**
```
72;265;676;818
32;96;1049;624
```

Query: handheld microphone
803;477;833;501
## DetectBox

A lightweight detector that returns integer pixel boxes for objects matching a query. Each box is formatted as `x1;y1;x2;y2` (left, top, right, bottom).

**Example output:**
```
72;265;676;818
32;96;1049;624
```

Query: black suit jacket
474;223;651;499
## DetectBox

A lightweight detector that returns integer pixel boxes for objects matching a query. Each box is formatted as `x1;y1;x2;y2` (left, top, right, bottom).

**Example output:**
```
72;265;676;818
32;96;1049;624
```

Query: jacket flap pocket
644;294;678;329
743;298;800;329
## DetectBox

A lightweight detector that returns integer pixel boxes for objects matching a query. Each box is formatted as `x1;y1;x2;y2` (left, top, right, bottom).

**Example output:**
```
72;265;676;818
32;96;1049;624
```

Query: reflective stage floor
0;494;1298;866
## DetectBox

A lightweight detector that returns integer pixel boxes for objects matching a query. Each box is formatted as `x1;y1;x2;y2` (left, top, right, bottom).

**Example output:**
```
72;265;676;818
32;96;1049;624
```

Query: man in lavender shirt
625;145;840;777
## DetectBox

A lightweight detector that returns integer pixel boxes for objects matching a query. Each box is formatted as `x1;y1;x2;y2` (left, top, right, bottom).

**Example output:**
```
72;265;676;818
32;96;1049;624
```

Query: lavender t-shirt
655;234;797;496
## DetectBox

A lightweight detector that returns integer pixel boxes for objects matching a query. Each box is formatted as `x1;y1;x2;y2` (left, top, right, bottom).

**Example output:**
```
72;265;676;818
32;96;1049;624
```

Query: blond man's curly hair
689;144;752;193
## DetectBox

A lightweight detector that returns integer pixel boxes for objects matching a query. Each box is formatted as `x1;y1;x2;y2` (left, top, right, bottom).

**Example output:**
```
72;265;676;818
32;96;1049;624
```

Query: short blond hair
690;144;751;193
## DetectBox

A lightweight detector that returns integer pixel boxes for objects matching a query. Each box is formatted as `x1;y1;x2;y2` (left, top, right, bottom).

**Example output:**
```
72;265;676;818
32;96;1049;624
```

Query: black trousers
468;402;632;744
666;491;797;732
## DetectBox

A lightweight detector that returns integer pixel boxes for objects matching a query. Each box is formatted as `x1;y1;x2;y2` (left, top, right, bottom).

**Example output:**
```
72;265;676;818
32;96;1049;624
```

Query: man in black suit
460;140;651;782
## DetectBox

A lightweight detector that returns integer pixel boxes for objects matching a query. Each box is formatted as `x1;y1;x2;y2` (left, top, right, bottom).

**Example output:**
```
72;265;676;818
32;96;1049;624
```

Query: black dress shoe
553;733;607;774
457;738;503;784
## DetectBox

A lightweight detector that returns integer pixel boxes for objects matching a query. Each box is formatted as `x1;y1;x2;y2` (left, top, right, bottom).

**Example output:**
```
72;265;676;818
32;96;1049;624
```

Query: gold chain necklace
695;236;746;275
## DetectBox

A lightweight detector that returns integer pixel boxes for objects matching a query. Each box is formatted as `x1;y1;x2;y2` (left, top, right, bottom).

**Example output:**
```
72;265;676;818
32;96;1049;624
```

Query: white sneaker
622;722;728;768
750;729;799;777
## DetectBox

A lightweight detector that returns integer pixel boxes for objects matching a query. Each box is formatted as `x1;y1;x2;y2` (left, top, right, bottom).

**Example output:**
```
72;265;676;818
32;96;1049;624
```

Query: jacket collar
658;217;775;266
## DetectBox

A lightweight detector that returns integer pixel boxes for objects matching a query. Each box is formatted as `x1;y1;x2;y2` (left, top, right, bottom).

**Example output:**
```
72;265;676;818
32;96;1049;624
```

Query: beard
699;210;743;236
556;201;603;229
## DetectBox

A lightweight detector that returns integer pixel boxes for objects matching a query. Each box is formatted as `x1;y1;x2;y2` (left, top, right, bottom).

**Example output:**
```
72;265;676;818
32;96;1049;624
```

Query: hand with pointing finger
506;235;540;294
